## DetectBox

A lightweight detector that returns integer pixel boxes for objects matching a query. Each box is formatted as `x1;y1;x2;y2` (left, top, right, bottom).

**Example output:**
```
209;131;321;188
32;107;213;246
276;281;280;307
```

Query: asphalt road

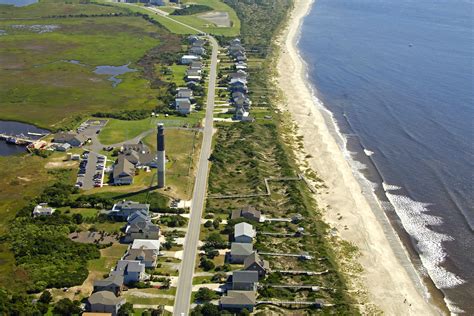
127;5;218;314
173;36;219;315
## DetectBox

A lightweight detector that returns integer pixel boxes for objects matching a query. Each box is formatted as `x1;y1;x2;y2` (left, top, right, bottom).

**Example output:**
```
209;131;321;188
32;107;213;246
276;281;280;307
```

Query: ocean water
299;0;474;313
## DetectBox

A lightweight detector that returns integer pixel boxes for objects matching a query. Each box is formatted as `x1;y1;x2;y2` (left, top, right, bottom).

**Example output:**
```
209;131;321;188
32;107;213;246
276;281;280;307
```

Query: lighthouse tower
157;123;165;188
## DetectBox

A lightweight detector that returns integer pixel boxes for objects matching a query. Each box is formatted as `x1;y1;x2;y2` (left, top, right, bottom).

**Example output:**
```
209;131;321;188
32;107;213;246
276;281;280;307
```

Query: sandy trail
276;0;439;315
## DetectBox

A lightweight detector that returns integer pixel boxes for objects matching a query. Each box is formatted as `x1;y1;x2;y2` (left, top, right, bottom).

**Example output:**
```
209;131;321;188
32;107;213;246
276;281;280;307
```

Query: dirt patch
69;231;119;244
198;11;231;27
45;160;77;169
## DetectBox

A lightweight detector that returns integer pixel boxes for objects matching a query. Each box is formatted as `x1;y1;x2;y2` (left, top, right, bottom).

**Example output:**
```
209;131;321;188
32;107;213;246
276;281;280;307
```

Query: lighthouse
157;123;165;188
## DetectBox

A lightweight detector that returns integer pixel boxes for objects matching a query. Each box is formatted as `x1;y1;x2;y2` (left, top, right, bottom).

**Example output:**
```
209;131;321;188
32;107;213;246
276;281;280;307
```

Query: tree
199;258;215;271
194;287;217;302
72;213;83;224
52;298;81;316
191;303;219;316
38;290;52;304
118;302;134;316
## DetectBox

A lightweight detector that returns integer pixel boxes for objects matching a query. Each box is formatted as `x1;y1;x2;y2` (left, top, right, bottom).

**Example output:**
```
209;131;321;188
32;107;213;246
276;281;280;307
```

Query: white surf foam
364;149;375;156
384;185;466;289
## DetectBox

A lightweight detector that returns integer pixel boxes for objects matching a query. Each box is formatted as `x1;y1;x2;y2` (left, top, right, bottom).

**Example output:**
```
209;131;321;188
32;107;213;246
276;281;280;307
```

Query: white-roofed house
234;222;256;244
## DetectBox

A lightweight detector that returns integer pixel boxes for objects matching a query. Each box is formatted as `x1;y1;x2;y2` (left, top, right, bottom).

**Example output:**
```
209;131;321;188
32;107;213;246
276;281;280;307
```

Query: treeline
171;4;213;16
223;0;292;56
45;12;133;18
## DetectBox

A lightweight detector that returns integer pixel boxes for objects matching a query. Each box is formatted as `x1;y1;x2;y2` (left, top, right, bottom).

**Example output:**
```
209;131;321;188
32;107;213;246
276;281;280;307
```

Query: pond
93;63;137;88
0;0;38;7
0;121;49;156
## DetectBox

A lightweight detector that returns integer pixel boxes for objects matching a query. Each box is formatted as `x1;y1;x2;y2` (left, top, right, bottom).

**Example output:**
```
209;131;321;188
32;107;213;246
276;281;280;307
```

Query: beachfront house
231;205;262;222
93;275;124;296
123;247;157;268
243;252;269;278
86;291;125;316
234;222;256;243
110;200;150;220
231;270;259;291
131;239;160;254
175;98;193;115
229;243;253;264
181;55;200;65
111;260;147;284
220;290;256;312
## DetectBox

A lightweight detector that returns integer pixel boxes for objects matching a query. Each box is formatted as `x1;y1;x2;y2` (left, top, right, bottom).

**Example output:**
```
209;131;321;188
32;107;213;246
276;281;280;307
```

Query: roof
231;243;253;256
122;143;148;153
220;290;256;306
232;270;258;283
181;54;199;59
132;239;160;251
127;211;149;224
93;275;124;288
190;61;203;68
54;131;87;144
234;222;255;239
243;252;268;270
186;69;201;76
125;220;160;234
113;156;135;179
114;260;145;274
88;291;124;306
176;98;191;107
177;88;193;98
123;247;156;262
113;201;149;212
241;206;261;218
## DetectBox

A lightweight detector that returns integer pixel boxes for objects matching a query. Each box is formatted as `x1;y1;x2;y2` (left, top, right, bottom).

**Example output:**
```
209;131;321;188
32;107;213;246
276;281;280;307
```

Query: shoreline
276;0;443;314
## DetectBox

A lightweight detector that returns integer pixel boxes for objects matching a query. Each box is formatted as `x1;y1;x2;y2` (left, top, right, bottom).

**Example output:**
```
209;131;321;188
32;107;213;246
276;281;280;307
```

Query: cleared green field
112;1;239;36
0;16;164;128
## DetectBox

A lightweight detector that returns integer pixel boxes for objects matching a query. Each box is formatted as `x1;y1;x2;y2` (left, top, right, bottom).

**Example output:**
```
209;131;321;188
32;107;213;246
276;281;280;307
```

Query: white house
32;203;55;217
111;260;146;284
181;55;200;65
131;239;161;254
175;98;193;115
234;222;256;243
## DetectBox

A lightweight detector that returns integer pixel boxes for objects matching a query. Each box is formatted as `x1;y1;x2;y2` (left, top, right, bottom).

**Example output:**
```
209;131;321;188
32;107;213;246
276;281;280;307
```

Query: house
126;211;149;225
110;201;150;220
243;252;269;278
231;205;261;222
123;247;157;268
176;88;193;99
150;0;166;5
234;107;254;122
231;270;258;291
123;218;160;243
190;61;203;70
111;260;147;284
234;222;255;243
229;243;253;264
93;275;124;296
181;55;200;65
189;46;206;56
55;143;71;152
235;61;247;70
220;290;256;312
119;143;156;168
188;35;199;44
175;98;193;115
112;156;135;185
131;239;160;254
32;203;55;217
229;80;248;93
86;291;125;316
53;131;87;147
229;70;247;81
235;53;247;62
230;38;241;46
186;68;202;81
192;39;206;47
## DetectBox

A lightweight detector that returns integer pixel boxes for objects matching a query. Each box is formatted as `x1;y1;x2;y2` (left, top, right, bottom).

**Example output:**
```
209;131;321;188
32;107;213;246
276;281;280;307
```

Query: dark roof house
113;156;135;186
93;275;124;296
231;206;261;222
87;291;125;316
243;252;269;278
231;270;258;291
220;290;256;312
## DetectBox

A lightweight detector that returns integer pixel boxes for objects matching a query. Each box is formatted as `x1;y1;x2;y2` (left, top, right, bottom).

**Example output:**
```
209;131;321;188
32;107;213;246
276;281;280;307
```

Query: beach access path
277;0;440;315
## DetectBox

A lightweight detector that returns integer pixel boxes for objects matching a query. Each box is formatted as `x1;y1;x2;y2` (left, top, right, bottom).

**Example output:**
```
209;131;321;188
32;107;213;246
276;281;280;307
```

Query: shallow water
0;0;37;6
0;121;48;156
93;63;137;87
300;0;474;313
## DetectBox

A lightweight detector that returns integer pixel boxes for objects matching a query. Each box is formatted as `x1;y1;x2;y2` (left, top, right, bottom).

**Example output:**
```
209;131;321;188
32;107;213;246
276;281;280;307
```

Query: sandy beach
276;0;440;314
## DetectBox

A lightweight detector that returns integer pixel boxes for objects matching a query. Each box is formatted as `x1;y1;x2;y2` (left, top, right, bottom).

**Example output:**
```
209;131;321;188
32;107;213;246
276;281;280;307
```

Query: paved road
173;35;218;315
123;5;218;314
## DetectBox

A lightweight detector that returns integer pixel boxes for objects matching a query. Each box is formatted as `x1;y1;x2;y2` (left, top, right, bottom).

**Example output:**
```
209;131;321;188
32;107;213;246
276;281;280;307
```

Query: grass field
0;16;168;128
0;0;129;19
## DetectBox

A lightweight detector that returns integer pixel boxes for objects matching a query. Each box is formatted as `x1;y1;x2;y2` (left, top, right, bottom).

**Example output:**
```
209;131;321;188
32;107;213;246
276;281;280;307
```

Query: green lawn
0;16;164;128
98;117;157;145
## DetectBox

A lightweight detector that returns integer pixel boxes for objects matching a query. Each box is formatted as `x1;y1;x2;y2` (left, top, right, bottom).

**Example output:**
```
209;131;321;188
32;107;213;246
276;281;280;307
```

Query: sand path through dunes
276;0;440;315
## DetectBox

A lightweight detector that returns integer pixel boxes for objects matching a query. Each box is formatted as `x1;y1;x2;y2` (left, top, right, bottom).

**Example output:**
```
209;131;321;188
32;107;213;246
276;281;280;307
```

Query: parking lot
76;151;107;190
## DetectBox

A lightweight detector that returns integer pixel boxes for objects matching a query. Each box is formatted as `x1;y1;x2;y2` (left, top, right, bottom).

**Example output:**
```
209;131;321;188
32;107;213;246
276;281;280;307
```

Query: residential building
131;239;160;254
231;205;261;222
93;275;124;296
175;98;193;115
32;203;55;217
112;156;135;185
189;46;205;56
186;68;202;81
86;291;125;316
234;107;253;122
110;201;150;220
176;88;193;99
123;247;157;268
243;252;269;278
53;131;87;147
111;260;147;284
231;270;258;291
181;55;200;65
119;143;156;168
234;222;255;243
229;243;253;264
123;217;160;243
219;290;256;312
55;143;71;152
189;61;203;70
